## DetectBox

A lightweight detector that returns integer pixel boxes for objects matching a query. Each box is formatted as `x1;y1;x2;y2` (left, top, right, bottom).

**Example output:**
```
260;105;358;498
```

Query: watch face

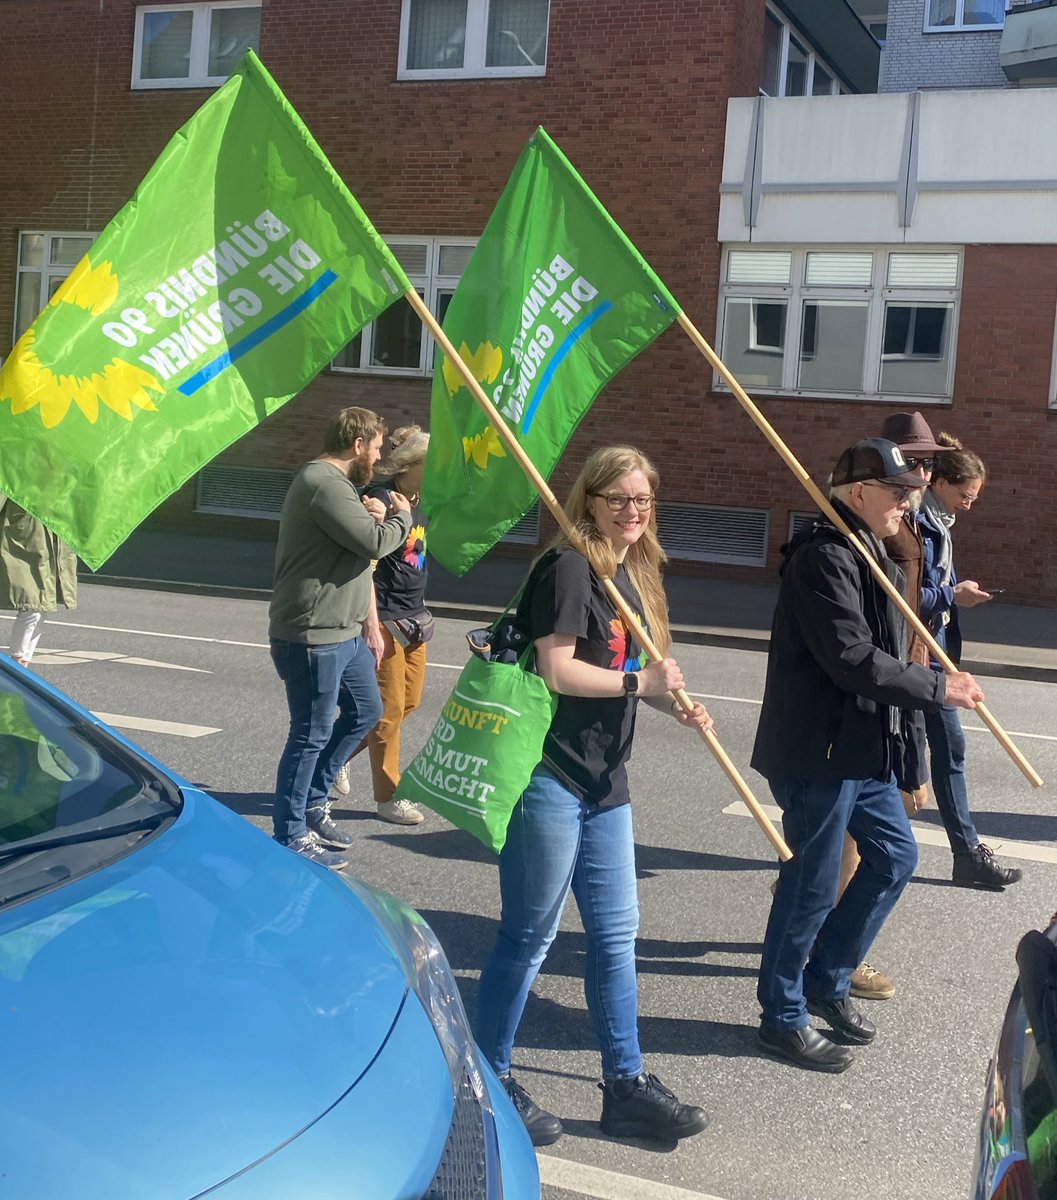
623;672;638;695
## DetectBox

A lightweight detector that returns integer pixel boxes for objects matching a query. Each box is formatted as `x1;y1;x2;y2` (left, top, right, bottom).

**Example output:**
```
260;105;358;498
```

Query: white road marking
0;613;268;650
93;712;220;738
964;724;1057;743
31;648;211;673
5;615;1052;742
539;1155;730;1200
722;800;1057;865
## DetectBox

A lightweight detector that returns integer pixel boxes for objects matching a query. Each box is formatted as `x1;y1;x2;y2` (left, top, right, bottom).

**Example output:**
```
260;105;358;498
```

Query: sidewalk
84;528;1057;682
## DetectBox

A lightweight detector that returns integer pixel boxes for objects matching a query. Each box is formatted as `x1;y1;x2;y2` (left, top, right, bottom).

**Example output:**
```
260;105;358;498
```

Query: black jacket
751;502;945;784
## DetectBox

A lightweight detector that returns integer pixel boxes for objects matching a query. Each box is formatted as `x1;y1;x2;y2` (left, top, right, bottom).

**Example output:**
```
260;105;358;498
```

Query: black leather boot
599;1072;709;1140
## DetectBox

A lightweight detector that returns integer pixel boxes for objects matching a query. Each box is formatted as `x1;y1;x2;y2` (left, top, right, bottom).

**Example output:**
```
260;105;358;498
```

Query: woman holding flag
474;445;712;1147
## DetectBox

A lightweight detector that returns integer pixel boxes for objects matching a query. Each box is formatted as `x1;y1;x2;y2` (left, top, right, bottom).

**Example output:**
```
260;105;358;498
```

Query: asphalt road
13;584;1057;1200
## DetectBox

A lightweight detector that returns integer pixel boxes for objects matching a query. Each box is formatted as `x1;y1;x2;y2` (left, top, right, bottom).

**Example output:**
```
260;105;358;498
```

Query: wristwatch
622;671;639;696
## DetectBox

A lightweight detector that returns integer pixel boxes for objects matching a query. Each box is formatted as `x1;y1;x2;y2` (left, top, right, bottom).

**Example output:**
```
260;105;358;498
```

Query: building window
924;0;1005;31
717;247;961;402
331;237;476;376
13;232;96;344
398;0;549;80
759;3;843;97
132;2;261;89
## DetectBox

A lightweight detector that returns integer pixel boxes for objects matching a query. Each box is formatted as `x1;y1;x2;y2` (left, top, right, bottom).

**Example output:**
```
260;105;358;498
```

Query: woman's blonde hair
549;445;670;651
379;424;430;480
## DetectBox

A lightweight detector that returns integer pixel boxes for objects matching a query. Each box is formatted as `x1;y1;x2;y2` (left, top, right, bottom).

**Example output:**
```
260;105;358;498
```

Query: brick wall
4;3;1053;604
880;0;1009;90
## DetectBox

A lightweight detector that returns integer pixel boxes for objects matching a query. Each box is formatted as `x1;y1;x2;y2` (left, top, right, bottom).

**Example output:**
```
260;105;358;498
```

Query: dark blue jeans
758;775;918;1030
924;704;979;856
475;765;643;1080
270;637;383;844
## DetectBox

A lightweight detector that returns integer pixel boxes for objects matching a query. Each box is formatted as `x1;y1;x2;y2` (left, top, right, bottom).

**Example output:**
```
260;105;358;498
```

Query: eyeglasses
956;488;981;506
591;493;655;512
863;481;915;504
904;456;935;472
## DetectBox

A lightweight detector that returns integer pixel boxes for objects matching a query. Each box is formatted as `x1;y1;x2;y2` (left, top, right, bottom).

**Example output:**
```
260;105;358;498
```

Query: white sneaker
376;798;424;826
329;761;351;798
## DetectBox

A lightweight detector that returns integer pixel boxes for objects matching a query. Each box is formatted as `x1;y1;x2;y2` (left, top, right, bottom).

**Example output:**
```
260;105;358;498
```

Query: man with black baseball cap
751;438;986;1073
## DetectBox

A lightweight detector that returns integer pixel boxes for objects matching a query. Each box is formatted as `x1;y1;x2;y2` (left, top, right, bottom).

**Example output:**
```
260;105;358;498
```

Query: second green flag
423;127;680;575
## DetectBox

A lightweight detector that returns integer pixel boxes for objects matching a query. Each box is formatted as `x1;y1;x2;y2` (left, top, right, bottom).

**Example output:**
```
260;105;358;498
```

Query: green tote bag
394;648;557;853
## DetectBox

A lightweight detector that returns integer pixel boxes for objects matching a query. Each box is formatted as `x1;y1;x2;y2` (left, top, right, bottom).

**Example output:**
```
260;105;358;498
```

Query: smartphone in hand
987;588;1006;596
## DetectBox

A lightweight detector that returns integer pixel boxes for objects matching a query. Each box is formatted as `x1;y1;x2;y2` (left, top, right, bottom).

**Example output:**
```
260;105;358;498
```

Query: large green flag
422;127;680;575
0;51;410;570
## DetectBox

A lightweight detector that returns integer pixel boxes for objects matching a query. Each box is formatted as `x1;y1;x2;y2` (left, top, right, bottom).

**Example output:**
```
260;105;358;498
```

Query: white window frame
397;0;549;81
760;2;844;97
1048;305;1057;411
131;1;261;90
923;0;1005;33
331;235;477;377
12;230;97;347
715;246;963;405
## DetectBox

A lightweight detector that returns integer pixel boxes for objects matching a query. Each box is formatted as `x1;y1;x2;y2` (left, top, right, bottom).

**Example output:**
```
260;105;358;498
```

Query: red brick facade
1;2;1053;604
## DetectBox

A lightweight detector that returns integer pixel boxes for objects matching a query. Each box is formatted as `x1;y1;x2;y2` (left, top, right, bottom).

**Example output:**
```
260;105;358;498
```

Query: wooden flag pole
675;310;1043;790
405;287;793;860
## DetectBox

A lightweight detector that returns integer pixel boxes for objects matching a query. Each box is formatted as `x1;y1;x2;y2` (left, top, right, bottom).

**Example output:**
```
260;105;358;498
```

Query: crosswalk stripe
32;648;211;674
539;1154;730;1200
722;800;1057;865
93;712;220;738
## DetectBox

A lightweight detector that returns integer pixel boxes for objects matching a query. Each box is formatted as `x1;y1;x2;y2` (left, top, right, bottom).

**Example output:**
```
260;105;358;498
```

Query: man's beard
348;449;374;486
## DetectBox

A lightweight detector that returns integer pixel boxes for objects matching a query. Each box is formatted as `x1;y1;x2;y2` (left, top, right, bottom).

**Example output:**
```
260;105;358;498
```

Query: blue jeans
924;704;979;856
758;775;918;1030
271;637;383;843
475;765;643;1080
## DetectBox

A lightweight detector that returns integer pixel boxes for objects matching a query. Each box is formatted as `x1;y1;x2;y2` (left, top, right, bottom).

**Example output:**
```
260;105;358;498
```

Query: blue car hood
0;791;410;1199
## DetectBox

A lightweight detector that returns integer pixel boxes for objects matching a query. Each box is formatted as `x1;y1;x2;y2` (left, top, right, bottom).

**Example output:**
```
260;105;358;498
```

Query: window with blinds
718;247;961;401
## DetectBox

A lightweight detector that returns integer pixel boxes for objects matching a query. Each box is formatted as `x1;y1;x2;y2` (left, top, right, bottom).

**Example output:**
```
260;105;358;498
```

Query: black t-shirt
518;546;650;807
363;481;428;620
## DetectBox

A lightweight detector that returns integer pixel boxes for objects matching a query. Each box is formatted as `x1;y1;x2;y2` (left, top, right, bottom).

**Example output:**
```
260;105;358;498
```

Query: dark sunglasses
904;456;935;472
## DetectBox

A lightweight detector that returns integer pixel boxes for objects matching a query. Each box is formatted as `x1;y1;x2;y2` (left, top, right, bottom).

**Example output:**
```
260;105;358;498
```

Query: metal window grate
727;250;792;285
887;253;959;289
657;503;770;566
788;510;819;541
501;503;541;545
805;252;873;287
388;240;430;276
196;465;295;520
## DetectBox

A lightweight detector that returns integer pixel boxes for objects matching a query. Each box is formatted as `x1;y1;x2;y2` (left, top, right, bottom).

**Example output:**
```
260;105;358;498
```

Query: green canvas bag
394;640;557;853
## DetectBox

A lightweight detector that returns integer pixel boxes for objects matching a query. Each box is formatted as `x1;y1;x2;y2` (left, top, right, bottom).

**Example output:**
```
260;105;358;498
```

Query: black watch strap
622;671;639;696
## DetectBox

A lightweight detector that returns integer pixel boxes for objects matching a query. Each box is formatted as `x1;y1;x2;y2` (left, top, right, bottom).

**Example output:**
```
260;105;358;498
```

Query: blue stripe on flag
178;269;339;396
522;299;613;434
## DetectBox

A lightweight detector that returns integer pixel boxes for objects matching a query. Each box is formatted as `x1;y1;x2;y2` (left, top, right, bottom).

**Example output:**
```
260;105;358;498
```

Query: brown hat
832;439;928;490
879;411;944;454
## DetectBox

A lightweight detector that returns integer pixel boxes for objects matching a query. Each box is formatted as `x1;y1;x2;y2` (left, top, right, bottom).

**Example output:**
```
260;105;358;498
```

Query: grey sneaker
283;832;348;872
329;761;351;798
306;801;354;848
376;798;424;825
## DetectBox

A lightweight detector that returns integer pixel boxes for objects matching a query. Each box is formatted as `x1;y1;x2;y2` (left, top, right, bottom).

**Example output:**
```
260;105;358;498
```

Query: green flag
422;127;680;575
0;51;410;570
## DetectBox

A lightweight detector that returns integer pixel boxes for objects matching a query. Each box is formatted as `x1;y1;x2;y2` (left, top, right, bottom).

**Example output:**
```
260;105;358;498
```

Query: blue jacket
916;508;963;667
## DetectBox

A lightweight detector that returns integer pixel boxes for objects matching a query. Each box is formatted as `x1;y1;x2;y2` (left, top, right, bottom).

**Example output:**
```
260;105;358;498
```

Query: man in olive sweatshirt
269;407;412;870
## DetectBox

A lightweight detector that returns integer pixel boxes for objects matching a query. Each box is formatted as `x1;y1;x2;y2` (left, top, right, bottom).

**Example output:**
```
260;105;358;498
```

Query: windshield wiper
0;809;171;863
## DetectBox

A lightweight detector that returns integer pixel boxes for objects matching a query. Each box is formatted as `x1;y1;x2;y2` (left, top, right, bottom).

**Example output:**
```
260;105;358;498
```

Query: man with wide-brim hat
751;438;986;1074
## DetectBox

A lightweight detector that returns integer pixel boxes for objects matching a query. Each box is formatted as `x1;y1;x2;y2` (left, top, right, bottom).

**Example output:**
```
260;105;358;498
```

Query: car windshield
0;665;180;909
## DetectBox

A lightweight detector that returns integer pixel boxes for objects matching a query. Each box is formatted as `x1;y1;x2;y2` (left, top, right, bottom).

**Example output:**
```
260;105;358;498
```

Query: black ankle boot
953;843;1022;891
599;1072;709;1141
500;1074;562;1147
